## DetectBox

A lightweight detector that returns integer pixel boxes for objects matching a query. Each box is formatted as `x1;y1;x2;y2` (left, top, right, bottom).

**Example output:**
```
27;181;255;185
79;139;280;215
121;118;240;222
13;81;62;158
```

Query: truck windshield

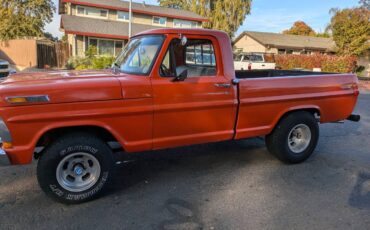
114;35;164;75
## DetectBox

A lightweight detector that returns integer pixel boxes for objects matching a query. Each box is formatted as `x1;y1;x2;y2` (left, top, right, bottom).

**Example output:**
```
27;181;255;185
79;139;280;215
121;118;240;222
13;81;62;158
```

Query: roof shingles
61;15;160;39
62;0;207;22
235;31;337;52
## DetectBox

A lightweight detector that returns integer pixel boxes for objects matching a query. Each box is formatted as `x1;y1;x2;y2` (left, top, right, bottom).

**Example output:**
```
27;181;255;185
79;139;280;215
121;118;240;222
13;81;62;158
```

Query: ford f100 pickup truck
0;29;360;204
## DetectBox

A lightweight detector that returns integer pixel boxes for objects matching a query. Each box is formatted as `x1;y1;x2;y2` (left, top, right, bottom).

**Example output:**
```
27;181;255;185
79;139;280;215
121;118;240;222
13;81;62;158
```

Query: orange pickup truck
0;29;360;203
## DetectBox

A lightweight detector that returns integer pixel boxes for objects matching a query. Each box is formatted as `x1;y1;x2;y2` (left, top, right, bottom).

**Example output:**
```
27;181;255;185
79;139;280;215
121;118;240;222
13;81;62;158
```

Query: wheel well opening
34;126;122;159
302;108;320;118
276;108;321;128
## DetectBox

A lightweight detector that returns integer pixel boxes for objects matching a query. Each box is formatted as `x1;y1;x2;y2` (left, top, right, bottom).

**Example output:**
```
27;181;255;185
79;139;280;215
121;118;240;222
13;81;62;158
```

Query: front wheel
37;133;114;204
265;111;319;164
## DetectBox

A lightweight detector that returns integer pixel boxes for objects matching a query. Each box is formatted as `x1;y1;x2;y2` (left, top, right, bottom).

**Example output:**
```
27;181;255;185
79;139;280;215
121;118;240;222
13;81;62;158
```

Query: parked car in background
234;53;276;70
0;59;10;78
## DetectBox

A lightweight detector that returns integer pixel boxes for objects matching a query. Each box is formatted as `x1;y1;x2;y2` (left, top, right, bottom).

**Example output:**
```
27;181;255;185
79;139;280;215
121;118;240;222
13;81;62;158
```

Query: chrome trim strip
0;120;12;142
238;73;352;81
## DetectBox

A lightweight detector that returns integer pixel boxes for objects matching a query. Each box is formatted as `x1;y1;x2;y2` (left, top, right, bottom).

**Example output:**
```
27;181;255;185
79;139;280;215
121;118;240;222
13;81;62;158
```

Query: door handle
214;83;232;88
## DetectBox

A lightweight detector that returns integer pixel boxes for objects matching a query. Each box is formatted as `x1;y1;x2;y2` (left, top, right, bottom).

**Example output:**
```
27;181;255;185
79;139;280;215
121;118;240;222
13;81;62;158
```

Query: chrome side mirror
180;35;187;46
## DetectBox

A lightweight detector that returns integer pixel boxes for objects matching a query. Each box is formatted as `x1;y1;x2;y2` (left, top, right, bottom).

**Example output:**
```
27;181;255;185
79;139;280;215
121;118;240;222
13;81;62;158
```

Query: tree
43;32;58;42
328;7;370;56
158;0;252;37
0;0;55;40
283;21;316;36
315;32;330;38
359;0;370;10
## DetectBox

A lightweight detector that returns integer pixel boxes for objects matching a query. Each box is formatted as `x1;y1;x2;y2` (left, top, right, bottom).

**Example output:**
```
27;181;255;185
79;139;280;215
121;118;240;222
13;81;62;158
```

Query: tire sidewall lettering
59;145;98;157
65;172;109;201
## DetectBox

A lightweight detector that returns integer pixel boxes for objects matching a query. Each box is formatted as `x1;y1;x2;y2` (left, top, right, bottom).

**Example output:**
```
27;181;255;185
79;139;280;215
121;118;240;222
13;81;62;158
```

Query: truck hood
0;70;127;106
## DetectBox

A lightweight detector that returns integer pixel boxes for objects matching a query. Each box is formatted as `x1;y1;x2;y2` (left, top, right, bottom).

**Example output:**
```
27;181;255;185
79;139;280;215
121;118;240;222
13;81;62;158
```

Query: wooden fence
36;41;71;69
55;42;71;68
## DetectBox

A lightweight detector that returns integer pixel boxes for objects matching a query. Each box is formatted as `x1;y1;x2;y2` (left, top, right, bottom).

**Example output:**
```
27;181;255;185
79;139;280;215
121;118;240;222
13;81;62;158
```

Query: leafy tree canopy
0;0;55;40
315;32;330;38
158;0;252;37
43;32;58;42
328;7;370;56
283;21;316;36
359;0;370;10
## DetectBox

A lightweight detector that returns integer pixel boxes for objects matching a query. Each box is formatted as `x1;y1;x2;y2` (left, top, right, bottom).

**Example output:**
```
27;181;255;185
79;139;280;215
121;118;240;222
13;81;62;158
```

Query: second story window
173;19;198;28
77;6;85;15
76;6;108;19
117;11;129;21
152;16;167;26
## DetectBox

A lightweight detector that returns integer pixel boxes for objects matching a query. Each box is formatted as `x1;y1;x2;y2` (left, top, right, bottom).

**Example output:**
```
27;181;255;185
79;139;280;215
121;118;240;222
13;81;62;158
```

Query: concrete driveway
0;94;369;230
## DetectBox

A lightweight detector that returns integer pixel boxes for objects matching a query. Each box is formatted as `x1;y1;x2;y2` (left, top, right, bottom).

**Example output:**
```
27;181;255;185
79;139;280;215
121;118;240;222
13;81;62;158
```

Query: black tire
37;132;114;204
265;111;319;164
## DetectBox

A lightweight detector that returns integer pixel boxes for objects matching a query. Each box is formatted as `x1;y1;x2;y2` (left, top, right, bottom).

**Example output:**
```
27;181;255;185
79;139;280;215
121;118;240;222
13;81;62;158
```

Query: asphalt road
0;94;369;230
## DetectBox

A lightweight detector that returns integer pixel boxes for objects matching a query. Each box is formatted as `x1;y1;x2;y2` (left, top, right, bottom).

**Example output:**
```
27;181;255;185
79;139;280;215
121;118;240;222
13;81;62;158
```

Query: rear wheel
37;133;114;204
265;111;319;164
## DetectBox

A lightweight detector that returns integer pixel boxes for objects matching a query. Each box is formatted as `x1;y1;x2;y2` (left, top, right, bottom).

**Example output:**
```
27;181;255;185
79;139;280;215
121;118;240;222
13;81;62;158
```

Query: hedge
274;54;357;73
66;46;116;70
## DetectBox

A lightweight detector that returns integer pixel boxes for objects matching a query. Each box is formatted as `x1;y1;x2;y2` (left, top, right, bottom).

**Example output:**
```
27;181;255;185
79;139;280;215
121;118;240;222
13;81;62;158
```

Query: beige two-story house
59;0;207;57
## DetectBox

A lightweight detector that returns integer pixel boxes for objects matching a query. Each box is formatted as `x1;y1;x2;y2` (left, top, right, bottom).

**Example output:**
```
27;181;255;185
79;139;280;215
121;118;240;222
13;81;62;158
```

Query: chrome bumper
0;149;10;166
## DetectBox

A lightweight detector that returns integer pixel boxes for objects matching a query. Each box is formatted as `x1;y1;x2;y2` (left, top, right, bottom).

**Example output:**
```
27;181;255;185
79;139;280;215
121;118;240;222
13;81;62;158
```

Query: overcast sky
46;0;360;38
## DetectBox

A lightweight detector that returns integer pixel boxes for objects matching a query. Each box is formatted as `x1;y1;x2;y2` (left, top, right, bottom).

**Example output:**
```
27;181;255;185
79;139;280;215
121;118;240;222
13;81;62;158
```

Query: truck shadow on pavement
349;171;370;210
108;138;267;194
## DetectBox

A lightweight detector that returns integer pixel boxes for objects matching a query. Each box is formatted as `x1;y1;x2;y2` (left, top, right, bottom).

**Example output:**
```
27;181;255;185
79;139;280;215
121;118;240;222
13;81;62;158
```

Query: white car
0;59;11;78
234;53;276;70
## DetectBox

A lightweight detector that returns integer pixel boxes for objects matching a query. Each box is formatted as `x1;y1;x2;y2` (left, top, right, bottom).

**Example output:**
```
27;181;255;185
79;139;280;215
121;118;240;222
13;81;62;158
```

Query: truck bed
235;69;334;79
234;71;359;140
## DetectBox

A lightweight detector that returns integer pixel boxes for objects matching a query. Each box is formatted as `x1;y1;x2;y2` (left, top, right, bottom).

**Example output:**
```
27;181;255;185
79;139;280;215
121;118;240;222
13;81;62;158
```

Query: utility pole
128;0;132;38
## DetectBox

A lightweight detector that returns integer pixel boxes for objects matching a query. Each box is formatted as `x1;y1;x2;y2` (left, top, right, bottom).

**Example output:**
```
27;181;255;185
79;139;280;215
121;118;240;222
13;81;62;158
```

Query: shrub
355;65;366;77
274;54;357;73
66;55;115;70
66;45;115;70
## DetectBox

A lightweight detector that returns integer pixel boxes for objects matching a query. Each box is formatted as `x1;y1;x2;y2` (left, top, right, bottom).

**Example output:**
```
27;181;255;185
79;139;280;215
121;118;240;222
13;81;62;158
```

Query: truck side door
151;34;238;149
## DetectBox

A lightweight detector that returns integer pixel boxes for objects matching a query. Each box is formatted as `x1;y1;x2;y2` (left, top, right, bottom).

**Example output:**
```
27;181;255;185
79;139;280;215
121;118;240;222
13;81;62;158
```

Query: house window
152;16;167;26
173;19;198;28
88;38;125;56
99;40;115;56
76;6;108;18
278;49;286;54
89;38;98;48
117;11;129;21
115;41;123;55
77;6;85;15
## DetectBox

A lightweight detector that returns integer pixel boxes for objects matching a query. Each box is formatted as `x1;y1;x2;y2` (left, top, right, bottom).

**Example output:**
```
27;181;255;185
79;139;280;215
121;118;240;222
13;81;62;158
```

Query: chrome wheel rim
56;152;101;192
288;124;311;154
